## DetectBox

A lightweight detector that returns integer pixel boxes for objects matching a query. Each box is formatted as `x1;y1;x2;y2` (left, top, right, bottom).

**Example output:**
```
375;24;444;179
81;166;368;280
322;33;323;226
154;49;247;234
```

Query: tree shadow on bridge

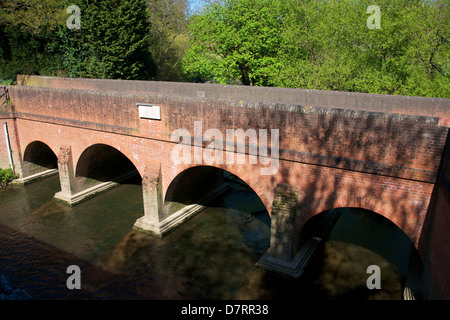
267;105;448;299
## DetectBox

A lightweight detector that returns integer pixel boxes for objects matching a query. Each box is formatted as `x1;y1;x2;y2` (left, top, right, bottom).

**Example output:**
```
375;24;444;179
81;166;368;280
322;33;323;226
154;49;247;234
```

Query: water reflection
0;175;421;299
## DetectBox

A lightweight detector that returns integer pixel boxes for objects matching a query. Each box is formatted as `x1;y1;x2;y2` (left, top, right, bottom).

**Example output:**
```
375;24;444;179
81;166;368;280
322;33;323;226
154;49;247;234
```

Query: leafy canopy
183;0;283;86
182;0;449;97
72;0;156;80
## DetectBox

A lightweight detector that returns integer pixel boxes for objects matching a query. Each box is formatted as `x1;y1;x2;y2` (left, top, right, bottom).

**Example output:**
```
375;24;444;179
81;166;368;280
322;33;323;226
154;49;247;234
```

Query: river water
0;174;421;300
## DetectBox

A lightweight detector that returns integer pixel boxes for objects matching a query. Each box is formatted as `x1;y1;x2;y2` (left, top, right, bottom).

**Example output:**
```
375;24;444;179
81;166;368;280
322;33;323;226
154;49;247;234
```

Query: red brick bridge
1;75;449;299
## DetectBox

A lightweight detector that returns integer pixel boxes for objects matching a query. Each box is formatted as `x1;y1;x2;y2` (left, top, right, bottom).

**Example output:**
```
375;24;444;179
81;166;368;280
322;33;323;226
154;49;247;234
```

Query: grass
0;168;18;188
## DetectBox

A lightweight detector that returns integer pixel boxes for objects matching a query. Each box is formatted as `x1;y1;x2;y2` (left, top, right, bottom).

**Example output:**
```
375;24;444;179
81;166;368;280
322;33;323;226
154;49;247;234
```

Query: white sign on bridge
137;103;161;120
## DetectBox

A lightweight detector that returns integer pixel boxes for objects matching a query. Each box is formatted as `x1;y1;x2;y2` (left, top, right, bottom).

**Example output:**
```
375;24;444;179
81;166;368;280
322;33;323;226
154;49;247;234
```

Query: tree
274;0;449;97
0;0;66;35
0;0;66;82
74;0;156;80
182;0;449;97
147;0;190;81
182;0;283;86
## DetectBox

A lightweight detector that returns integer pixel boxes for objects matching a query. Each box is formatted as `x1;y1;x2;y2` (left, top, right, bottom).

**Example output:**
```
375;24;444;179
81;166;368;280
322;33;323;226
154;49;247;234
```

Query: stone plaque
137;103;161;120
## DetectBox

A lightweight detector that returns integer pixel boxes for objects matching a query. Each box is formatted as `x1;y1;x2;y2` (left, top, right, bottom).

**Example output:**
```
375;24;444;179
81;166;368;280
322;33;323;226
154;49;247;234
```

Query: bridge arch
162;163;272;218
154;164;272;252
301;207;424;297
22;140;58;180
75;143;141;183
297;195;422;253
54;143;142;206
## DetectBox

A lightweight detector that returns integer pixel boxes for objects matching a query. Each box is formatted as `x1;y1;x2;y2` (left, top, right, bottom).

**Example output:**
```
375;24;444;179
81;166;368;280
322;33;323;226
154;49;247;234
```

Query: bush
0;168;18;188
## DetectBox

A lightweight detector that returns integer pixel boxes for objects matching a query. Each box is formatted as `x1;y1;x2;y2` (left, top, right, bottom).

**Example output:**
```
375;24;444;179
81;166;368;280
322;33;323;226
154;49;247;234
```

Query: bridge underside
17;141;58;184
53;144;140;206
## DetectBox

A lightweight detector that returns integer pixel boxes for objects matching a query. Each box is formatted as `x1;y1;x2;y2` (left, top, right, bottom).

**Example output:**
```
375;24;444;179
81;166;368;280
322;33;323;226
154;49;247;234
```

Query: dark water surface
0;175;420;300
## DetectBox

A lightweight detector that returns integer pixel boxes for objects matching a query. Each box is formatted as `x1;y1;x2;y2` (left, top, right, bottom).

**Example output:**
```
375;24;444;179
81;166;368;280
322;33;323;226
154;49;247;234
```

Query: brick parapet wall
16;75;450;119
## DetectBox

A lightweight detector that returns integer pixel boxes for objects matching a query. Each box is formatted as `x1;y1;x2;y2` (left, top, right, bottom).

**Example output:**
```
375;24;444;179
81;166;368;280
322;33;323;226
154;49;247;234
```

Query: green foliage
0;168;18;188
0;0;67;81
68;0;157;80
0;0;66;34
0;23;64;81
299;0;450;97
182;0;284;86
147;0;190;81
1;0;157;81
182;0;449;97
58;23;85;78
0;79;14;85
